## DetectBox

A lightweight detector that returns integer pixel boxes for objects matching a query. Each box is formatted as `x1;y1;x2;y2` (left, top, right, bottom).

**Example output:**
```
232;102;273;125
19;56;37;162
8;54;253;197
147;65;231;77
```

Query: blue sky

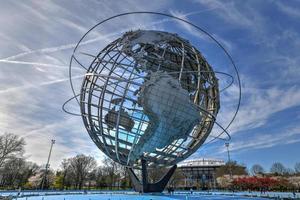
0;0;300;172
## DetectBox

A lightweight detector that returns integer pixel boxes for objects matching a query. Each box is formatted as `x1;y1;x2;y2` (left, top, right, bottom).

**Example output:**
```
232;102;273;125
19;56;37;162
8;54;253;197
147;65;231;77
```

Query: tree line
0;133;131;190
215;161;300;192
1;133;300;191
215;161;300;177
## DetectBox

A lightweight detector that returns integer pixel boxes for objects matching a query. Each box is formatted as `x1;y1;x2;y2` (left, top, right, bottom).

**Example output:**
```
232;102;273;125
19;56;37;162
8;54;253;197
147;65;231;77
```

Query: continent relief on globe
130;71;201;160
96;30;217;165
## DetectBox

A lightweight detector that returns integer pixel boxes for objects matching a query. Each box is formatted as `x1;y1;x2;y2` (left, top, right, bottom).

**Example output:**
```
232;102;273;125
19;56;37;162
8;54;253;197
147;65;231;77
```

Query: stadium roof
178;158;225;167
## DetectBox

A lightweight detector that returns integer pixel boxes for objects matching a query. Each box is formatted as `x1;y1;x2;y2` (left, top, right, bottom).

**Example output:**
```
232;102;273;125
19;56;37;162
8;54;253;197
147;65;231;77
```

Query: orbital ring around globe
67;12;242;142
63;70;234;140
63;12;241;168
63;71;234;141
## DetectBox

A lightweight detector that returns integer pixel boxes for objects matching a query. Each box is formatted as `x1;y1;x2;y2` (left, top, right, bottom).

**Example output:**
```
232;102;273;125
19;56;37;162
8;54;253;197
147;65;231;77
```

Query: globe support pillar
127;158;177;193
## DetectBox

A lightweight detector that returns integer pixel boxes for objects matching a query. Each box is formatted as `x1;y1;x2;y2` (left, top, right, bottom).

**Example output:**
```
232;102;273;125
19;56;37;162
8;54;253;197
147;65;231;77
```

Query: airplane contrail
0;9;220;94
2;36;110;61
0;59;69;69
0;75;83;94
2;9;218;61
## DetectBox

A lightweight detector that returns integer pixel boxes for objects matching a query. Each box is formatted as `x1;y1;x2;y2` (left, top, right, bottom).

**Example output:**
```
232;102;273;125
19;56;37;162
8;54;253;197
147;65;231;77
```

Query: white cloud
194;0;256;28
0;0;176;169
169;9;234;51
1;0;300;169
276;1;300;19
221;126;300;154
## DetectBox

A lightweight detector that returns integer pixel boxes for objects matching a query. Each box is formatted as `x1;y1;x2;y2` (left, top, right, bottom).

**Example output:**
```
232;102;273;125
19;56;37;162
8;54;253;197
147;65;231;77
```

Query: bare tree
0;157;39;188
251;164;265;175
59;158;71;189
295;162;300;174
94;166;107;188
68;154;97;189
270;162;286;175
0;133;25;168
103;157;121;189
216;161;248;177
285;168;295;175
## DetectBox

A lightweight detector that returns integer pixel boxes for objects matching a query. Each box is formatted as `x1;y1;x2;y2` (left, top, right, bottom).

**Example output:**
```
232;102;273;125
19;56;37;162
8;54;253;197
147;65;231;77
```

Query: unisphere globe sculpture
64;12;241;193
79;30;220;168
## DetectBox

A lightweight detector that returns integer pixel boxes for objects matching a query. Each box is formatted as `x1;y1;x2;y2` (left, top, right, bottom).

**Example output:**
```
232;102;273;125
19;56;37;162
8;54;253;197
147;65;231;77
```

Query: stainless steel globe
79;30;220;168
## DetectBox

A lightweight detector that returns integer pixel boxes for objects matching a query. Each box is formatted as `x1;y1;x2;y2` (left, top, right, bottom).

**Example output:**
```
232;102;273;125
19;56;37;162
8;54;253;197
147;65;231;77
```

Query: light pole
225;142;233;179
41;139;55;190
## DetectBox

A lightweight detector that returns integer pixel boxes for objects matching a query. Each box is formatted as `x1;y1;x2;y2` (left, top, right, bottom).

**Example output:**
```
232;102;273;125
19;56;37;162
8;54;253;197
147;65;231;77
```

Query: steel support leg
127;158;177;193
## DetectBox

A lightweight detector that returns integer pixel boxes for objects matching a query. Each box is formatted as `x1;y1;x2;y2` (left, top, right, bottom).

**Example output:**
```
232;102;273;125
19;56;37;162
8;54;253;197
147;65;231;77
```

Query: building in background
177;158;225;190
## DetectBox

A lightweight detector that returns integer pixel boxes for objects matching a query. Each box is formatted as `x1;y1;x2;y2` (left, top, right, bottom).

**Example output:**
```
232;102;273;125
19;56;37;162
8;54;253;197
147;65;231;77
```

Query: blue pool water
16;194;174;200
1;191;299;200
14;194;268;200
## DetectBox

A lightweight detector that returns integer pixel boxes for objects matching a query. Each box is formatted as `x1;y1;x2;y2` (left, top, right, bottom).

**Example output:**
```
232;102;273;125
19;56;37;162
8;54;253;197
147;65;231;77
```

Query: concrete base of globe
127;158;177;193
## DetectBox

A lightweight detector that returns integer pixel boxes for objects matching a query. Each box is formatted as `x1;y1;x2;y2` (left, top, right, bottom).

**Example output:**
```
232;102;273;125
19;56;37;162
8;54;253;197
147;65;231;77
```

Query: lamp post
225;142;233;179
41;139;55;190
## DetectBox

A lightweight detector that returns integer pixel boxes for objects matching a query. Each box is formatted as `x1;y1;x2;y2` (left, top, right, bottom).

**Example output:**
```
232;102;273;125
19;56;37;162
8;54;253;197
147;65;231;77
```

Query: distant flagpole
41;139;55;190
225;142;233;179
